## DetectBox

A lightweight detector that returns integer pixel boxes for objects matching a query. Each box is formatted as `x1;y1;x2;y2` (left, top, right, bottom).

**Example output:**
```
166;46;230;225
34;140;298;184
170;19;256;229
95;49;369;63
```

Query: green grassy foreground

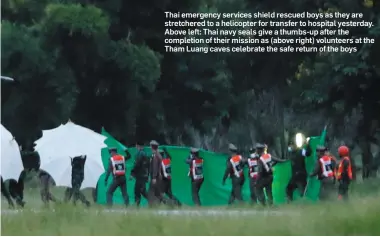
2;179;380;235
2;195;380;235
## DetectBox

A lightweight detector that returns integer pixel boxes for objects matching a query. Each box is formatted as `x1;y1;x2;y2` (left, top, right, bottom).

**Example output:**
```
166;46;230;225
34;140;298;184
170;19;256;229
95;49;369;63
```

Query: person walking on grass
147;140;168;207
130;141;150;207
104;147;131;207
222;144;245;205
185;148;204;206
160;147;181;206
309;145;335;201
64;155;91;207
336;145;353;201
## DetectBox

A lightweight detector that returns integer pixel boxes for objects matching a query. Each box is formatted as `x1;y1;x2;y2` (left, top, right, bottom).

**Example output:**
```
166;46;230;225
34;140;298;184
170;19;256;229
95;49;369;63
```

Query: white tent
35;121;107;189
1;124;24;181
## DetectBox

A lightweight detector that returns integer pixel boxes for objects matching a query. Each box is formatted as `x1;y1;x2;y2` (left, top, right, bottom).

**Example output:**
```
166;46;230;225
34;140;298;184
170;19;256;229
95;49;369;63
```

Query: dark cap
228;143;238;151
150;140;159;146
255;143;265;149
191;147;200;153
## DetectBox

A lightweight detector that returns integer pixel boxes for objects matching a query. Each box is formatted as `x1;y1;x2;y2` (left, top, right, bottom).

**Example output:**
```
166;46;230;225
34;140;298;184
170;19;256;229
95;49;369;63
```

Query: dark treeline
1;0;380;178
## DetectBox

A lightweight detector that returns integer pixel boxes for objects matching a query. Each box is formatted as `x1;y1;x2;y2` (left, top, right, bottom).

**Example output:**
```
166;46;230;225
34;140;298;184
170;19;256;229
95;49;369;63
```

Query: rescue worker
286;141;310;202
147;140;167;206
309;145;336;201
255;143;274;206
325;147;338;183
185;148;204;206
64;155;91;207
160;147;181;206
104;147;131;207
222;143;245;205
130;141;150;207
246;147;259;204
336;145;353;200
39;170;59;205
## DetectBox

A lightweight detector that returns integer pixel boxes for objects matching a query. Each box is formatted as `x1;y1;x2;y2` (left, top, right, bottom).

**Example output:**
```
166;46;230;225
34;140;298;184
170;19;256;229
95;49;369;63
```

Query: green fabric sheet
96;129;325;206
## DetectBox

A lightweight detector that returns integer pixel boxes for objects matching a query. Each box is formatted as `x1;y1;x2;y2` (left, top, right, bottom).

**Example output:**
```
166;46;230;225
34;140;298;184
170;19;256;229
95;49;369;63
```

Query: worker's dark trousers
191;179;203;206
148;179;168;207
40;174;58;204
161;178;181;206
228;177;245;205
64;175;90;206
256;175;273;206
338;180;350;201
134;178;148;206
249;178;258;204
106;175;129;207
319;178;335;201
286;172;307;202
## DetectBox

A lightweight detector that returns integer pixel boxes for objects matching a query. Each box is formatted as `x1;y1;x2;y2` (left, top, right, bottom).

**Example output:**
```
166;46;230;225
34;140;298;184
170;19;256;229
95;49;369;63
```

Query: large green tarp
96;129;325;206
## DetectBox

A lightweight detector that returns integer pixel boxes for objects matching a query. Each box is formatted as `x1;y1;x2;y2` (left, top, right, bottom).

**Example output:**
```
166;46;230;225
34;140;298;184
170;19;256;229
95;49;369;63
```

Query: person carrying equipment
185;147;204;206
309;145;335;201
159;147;181;206
336;146;353;200
286;140;310;202
222;143;245;205
64;155;91;207
130;141;150;207
104;147;131;207
245;147;259;204
148;140;168;206
255;143;274;206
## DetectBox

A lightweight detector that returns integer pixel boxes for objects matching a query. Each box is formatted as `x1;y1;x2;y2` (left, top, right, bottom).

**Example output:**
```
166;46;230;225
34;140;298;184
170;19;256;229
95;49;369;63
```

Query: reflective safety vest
319;155;334;178
191;158;204;180
336;156;353;180
230;155;243;178
161;158;172;179
259;153;273;174
111;155;126;176
248;157;259;179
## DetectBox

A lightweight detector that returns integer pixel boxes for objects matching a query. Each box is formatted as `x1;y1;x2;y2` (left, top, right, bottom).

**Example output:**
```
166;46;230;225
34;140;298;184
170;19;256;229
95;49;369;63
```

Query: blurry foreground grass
2;178;380;235
2;195;380;235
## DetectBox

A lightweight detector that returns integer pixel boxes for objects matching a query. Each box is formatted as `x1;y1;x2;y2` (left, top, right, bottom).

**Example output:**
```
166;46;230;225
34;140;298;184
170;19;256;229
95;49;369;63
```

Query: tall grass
1;179;380;235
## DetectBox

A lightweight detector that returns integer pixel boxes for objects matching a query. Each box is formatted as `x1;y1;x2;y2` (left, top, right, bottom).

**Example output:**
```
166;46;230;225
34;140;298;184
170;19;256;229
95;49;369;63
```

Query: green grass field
2;179;380;235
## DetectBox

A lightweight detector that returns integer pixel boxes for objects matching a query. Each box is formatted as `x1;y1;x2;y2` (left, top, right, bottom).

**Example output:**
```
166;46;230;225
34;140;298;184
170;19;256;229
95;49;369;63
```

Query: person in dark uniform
147;140;167;207
309;145;336;201
39;170;59;205
185;148;204;206
222;144;245;205
244;147;259;204
64;155;91;207
130;141;150;207
255;143;273;206
104;148;131;207
159;147;181;206
286;140;311;202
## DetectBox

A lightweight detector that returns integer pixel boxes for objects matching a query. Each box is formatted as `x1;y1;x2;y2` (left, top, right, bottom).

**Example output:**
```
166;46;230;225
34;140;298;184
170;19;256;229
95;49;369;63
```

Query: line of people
2;139;353;208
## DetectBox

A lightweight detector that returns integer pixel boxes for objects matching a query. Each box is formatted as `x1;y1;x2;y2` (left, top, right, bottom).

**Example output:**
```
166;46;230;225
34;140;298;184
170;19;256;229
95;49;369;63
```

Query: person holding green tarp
222;144;245;205
104;147;131;207
185;148;204;206
309;145;336;201
160;148;181;206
